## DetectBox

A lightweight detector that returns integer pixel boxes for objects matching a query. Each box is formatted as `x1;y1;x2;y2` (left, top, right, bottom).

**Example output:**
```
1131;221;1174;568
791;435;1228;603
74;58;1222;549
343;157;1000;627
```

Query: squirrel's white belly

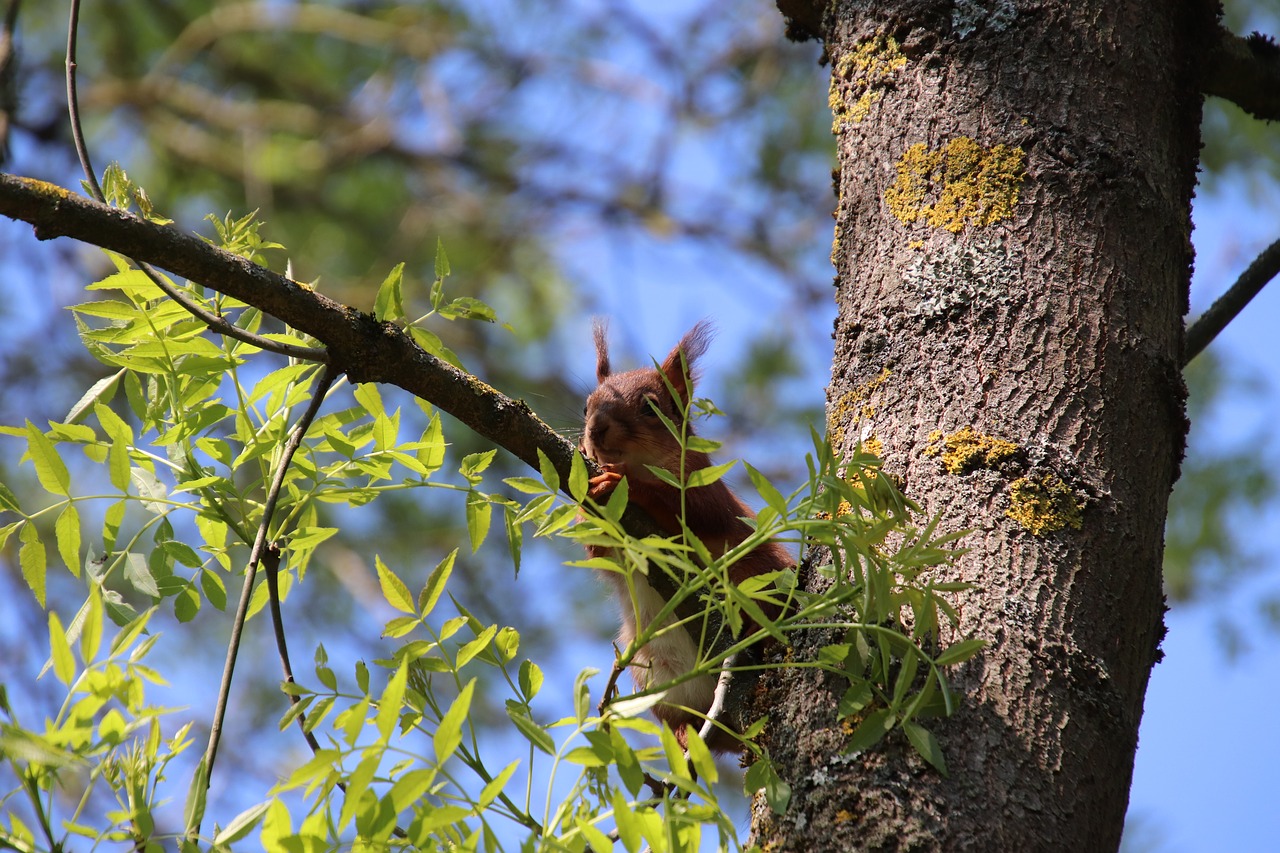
613;573;716;714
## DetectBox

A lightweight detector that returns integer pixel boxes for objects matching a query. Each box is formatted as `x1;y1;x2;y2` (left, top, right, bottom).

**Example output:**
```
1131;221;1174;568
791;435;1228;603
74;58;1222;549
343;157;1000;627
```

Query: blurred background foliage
1;0;1279;840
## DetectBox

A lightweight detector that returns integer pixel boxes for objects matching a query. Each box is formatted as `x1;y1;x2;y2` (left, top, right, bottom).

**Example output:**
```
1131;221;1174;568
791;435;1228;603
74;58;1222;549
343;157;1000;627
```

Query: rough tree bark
753;1;1208;850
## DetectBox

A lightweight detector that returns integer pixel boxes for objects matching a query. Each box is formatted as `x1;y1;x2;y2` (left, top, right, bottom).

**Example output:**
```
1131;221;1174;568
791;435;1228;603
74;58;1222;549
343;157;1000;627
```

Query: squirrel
580;319;792;752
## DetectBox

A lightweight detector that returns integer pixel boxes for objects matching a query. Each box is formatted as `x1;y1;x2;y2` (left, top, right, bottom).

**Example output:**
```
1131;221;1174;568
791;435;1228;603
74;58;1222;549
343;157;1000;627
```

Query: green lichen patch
1005;475;1084;536
901;236;1019;321
828;35;907;133
924;426;1020;474
884;138;1025;232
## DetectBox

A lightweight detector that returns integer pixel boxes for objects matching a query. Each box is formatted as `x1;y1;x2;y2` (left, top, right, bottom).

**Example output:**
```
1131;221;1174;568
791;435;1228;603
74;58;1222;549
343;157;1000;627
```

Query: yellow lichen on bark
924;426;1020;474
828;368;891;443
19;176;74;201
828;35;907;133
1006;475;1084;535
884;138;1025;232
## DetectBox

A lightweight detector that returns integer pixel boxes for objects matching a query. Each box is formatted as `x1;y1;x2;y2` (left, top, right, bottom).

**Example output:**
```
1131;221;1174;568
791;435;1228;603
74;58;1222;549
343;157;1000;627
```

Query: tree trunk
755;1;1208;849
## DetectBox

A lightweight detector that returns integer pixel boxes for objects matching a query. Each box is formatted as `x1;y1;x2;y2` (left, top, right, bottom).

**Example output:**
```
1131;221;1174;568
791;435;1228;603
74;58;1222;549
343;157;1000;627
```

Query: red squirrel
580;319;792;751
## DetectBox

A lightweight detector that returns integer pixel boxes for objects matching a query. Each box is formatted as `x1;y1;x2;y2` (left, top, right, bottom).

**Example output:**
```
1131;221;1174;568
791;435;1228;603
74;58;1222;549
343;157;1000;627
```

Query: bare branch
1184;235;1280;365
1204;25;1280;121
193;362;338;840
0;171;579;480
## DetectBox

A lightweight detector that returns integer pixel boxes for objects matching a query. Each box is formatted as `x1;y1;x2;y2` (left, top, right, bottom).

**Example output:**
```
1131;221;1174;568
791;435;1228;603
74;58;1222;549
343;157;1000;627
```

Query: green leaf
466;492;492;552
536;448;560;493
0;481;19;512
477;760;520;809
200;570;227;611
124;552;161;598
607;692;665;719
55;504;82;577
434;678;475;764
376;557;416;615
408;326;464;369
612;790;641;851
686;460;737;488
746;462;788;516
456;625;497;669
80;585;103;663
419;549;456;617
25;422;70;497
844;708;894;755
374;262;406;322
417;413;446;474
386;768;437;814
434;237;451;279
903;720;948;776
107;437;131;491
460;449;497;481
65;371;124;424
933;638;987;667
518;660;543;701
506;703;554;755
742;758;788;809
353;382;385;418
102;500;126;552
685;726;718;785
376;662;409;741
18;523;46;607
438;296;497;323
174;584;201;622
494;625;519;662
130;468;169;514
573;668;593;724
569;451;589;502
184;758;209;840
48;612;75;686
212;802;270;846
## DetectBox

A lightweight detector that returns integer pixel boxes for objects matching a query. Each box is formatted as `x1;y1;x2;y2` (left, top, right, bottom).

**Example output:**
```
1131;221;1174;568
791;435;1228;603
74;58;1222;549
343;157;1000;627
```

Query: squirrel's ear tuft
593;318;611;382
661;320;713;405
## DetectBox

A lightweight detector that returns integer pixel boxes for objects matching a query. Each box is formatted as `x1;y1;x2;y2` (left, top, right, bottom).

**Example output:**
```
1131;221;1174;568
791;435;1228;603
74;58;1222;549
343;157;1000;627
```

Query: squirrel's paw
587;464;625;501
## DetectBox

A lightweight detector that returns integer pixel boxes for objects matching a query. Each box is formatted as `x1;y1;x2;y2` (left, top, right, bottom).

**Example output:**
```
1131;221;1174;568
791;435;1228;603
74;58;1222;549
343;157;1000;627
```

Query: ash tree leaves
0;172;983;850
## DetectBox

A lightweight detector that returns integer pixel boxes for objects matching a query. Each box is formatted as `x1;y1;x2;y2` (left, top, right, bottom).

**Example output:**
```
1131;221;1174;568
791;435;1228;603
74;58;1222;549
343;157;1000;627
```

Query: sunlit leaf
25;422;70;497
434;678;475;764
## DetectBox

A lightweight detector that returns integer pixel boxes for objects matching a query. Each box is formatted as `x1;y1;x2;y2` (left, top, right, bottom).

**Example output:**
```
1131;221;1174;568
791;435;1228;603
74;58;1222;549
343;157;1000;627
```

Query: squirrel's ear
593;318;611;382
661;320;713;405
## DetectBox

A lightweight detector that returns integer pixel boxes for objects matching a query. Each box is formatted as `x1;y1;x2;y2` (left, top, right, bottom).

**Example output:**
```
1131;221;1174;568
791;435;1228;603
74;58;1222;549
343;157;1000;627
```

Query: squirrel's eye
642;396;662;417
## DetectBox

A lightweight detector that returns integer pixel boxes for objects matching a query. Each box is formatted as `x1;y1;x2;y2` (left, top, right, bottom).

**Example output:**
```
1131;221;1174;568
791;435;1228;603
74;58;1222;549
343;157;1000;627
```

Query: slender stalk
188;363;336;839
64;0;326;363
1184;235;1280;365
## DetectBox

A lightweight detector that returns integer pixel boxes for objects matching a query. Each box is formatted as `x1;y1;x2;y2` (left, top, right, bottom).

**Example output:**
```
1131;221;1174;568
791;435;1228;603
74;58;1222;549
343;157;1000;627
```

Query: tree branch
0;169;724;703
1204;25;1280;121
1184;234;1280;365
0;171;578;479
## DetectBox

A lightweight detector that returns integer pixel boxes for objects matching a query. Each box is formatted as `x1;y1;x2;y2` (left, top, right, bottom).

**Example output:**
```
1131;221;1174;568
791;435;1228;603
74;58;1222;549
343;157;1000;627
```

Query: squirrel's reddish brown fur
580;320;792;752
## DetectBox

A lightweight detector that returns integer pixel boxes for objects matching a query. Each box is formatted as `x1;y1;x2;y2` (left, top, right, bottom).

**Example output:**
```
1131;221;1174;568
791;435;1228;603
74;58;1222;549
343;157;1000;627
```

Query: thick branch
1204;26;1280;120
0;171;577;480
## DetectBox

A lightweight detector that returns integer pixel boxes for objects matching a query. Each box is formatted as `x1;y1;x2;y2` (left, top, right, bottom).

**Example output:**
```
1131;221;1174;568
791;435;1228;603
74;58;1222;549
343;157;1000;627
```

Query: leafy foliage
0;201;980;848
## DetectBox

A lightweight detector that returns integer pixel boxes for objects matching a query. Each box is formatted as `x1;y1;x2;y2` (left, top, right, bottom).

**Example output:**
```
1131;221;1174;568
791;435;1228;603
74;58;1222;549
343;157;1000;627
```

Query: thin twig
264;545;324;754
189;362;337;840
693;652;738;749
65;0;327;363
1184;235;1280;365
